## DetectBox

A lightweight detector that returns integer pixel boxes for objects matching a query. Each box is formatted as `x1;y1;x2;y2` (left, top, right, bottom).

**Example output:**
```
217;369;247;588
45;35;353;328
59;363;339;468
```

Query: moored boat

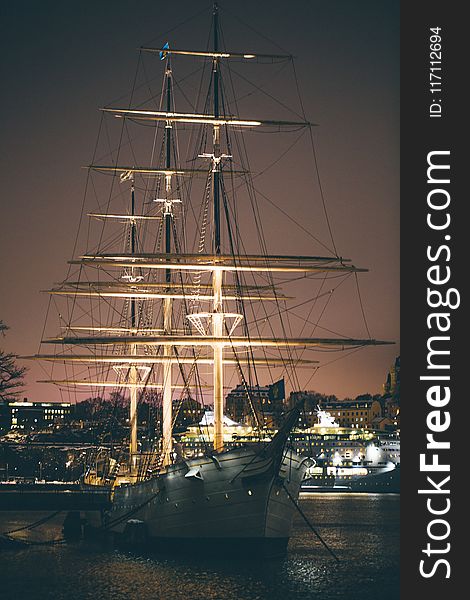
25;2;392;553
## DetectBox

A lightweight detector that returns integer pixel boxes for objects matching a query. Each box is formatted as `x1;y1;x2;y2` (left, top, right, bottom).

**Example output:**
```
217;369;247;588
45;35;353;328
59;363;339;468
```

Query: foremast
131;52;176;470
211;3;224;453
129;177;138;468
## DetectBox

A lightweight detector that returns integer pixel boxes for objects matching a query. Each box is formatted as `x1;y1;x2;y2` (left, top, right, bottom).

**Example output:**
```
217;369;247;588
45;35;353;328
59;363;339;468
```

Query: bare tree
0;320;26;401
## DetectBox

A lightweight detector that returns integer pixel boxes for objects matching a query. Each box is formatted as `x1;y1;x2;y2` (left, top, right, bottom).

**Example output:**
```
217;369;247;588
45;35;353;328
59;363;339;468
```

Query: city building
172;397;205;431
0;398;73;431
287;391;334;428
288;391;383;429
383;355;400;397
321;397;382;428
383;356;400;428
225;382;285;428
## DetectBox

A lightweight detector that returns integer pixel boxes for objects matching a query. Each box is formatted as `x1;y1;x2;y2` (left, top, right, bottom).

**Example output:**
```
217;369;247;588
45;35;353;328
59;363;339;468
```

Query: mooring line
283;483;340;562
1;510;62;536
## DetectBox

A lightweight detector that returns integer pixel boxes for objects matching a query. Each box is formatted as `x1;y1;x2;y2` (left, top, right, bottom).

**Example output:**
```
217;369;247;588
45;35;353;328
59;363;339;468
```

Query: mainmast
212;2;224;453
161;55;174;466
213;3;221;256
129;176;138;470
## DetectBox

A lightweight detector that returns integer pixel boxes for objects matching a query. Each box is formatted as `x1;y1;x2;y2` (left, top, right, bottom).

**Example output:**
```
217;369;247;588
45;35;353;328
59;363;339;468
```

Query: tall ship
28;4;391;554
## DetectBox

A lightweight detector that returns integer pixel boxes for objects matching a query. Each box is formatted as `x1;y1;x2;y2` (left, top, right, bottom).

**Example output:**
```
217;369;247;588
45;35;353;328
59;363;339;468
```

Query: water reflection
1;494;399;600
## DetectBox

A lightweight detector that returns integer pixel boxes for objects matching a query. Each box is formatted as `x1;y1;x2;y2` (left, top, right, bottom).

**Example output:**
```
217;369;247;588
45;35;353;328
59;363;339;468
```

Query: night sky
0;0;399;403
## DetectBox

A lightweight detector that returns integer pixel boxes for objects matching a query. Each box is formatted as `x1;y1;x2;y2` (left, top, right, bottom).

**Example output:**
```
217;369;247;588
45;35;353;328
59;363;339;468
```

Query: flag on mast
160;42;170;60
268;378;285;402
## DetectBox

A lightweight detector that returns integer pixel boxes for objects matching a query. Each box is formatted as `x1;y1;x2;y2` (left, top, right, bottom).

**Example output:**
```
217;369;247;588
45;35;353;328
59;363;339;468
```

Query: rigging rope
1;511;66;547
291;58;339;257
354;272;372;339
282;483;340;562
1;510;62;536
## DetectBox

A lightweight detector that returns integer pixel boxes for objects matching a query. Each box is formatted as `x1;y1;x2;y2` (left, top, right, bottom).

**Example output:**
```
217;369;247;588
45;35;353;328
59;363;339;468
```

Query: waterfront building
287;391;383;429
0;398;72;431
382;356;400;428
321;398;382;428
225;383;284;428
287;391;332;428
383;355;400;397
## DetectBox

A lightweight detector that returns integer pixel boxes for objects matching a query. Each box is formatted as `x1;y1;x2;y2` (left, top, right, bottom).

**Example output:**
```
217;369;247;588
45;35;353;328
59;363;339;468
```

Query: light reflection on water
1;493;399;600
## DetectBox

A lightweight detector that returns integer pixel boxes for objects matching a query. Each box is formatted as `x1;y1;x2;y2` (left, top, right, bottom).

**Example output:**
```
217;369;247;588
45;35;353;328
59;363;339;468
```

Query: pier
0;482;111;511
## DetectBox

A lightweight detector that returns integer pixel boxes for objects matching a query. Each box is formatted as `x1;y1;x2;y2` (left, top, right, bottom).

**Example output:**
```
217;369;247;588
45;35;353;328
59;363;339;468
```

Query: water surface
1;493;399;600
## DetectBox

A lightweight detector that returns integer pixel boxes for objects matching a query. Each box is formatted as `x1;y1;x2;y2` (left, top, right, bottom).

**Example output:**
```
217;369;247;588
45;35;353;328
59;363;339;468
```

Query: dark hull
113;534;289;558
85;446;310;554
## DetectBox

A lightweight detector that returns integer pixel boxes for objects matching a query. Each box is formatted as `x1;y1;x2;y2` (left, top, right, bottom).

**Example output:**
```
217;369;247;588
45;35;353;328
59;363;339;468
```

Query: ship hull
84;446;310;556
302;465;400;493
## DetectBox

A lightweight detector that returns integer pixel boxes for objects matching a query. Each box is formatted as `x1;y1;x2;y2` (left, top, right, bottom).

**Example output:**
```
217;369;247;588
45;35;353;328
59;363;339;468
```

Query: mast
213;3;221;256
129;177;138;469
162;56;173;466
212;2;224;452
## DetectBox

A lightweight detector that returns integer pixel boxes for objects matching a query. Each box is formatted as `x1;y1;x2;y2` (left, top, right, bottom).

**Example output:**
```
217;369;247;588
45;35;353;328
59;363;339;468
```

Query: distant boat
179;407;400;494
298;410;400;493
